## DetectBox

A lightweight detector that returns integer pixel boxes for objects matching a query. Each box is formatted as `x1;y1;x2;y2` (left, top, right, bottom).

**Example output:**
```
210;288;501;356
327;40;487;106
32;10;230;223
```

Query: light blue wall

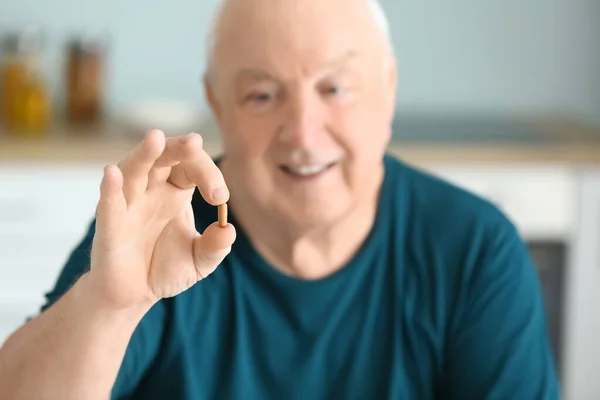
0;0;221;115
380;0;599;125
1;0;597;125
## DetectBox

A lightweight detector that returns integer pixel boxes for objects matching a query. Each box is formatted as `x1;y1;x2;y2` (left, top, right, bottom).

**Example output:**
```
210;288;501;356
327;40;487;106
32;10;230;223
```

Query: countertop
1;117;600;166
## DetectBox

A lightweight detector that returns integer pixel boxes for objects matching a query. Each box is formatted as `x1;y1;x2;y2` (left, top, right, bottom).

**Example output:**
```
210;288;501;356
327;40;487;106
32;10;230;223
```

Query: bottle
0;29;50;136
16;69;50;135
66;36;106;125
1;32;29;129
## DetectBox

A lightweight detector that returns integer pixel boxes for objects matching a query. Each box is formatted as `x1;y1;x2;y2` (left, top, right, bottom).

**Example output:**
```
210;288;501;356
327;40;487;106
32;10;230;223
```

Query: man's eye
324;86;341;95
248;93;272;103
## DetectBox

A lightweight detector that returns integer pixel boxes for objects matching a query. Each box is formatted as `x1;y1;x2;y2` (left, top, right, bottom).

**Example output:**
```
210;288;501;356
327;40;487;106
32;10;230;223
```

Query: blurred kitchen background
0;0;598;399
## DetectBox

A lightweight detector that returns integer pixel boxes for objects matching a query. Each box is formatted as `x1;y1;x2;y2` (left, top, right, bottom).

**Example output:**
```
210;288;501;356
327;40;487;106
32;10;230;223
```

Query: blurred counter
1;117;600;166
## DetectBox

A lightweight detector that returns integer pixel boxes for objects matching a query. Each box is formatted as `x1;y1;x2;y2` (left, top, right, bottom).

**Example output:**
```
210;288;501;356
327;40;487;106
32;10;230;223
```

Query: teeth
286;164;328;176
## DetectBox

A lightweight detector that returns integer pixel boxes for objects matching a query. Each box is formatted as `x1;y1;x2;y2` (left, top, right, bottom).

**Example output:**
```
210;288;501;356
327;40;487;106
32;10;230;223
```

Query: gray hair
204;0;395;80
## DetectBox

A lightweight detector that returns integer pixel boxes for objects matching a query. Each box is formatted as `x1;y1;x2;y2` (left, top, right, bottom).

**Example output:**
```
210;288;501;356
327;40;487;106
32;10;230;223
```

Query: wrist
74;273;156;323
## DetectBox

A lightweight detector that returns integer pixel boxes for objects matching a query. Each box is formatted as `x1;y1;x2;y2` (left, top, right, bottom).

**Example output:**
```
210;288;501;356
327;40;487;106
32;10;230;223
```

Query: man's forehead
208;0;389;89
232;51;360;82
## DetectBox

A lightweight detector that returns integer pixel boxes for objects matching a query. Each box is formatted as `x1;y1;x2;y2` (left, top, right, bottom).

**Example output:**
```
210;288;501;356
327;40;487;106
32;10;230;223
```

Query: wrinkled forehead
209;0;382;86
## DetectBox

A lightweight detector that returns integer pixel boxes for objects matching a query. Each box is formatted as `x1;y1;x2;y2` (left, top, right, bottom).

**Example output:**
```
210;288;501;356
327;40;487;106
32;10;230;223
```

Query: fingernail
179;132;196;144
212;187;229;202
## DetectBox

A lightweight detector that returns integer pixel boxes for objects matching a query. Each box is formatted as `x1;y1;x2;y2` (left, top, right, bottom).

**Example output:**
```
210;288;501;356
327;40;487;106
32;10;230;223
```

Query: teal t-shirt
41;154;559;399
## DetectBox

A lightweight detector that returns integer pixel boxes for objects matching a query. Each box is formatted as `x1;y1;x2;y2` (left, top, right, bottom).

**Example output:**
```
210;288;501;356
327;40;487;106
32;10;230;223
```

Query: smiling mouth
280;162;337;179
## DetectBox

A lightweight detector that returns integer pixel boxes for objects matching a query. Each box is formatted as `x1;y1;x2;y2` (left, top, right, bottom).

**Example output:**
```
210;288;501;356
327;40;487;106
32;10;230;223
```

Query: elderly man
0;0;559;399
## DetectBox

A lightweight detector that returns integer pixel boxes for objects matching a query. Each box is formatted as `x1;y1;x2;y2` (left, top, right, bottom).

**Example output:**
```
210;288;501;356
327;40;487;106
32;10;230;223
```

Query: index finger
167;149;229;205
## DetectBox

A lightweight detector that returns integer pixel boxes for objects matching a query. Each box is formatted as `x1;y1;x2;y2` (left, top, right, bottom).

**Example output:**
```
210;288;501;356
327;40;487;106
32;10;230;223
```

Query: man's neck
223;165;384;280
256;204;379;280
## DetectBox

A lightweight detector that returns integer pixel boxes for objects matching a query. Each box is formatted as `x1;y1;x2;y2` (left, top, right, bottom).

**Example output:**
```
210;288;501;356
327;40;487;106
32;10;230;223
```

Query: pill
218;203;228;227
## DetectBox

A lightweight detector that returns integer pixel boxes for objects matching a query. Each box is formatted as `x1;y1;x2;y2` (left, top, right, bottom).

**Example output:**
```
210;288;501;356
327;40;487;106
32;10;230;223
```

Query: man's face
206;0;397;228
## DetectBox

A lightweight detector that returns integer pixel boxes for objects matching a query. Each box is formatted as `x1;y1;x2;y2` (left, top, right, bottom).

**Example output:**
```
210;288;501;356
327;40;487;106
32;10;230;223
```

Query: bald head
204;0;394;82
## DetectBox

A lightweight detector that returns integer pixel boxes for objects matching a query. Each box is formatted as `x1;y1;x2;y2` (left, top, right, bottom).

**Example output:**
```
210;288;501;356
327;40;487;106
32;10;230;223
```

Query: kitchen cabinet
529;240;567;379
0;163;105;344
562;169;600;400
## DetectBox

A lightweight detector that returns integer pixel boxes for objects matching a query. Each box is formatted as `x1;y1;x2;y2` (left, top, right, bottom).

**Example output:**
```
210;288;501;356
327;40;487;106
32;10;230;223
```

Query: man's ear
203;73;221;121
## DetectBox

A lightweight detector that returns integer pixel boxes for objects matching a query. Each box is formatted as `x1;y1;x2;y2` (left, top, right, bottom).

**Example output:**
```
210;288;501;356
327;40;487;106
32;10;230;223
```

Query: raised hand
87;129;236;310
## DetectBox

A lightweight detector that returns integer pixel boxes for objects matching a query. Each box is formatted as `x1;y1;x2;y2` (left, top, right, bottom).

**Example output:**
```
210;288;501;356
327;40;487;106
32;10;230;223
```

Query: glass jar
0;29;50;135
66;37;106;124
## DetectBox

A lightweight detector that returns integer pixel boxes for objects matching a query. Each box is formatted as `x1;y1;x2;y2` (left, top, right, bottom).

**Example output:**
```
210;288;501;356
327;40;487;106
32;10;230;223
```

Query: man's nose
279;94;323;148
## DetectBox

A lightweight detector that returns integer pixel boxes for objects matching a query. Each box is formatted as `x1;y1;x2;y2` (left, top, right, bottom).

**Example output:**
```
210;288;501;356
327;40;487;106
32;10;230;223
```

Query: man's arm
0;131;234;399
0;221;161;400
441;221;560;399
0;273;151;399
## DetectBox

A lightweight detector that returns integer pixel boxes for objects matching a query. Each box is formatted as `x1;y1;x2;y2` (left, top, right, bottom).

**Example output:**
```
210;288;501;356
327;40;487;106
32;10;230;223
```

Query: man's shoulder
384;159;559;399
383;156;535;318
387;154;514;227
383;154;519;254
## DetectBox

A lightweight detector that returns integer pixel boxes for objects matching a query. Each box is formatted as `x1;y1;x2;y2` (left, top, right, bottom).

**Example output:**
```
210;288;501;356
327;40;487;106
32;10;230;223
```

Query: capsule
218;203;228;227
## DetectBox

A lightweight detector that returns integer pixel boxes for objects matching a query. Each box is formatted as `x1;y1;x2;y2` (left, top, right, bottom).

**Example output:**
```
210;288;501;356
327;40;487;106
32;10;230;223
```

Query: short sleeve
442;219;560;399
38;219;167;399
40;220;95;312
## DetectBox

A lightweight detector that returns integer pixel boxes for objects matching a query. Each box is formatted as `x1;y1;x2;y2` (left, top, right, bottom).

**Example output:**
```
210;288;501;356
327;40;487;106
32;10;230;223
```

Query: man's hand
88;129;236;310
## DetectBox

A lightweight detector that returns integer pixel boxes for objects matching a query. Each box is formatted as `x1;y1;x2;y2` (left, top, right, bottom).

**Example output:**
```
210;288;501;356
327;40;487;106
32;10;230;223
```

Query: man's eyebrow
233;51;360;82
